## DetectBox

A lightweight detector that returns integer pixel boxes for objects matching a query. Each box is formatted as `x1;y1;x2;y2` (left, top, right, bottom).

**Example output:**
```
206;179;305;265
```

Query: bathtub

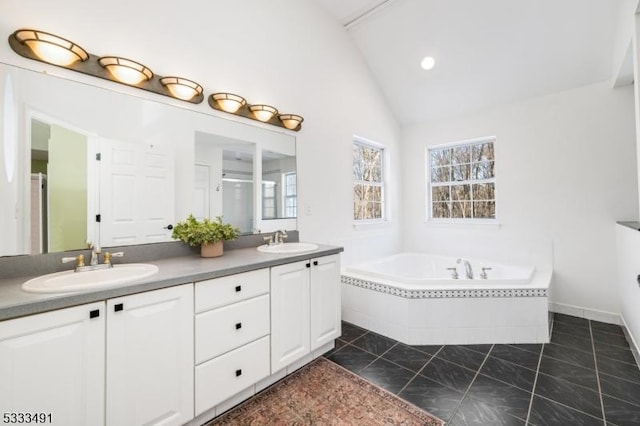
341;253;551;345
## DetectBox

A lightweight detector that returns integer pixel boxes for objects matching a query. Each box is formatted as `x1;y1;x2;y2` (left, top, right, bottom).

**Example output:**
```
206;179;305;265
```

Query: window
353;140;384;221
427;137;495;220
262;182;276;219
283;172;297;218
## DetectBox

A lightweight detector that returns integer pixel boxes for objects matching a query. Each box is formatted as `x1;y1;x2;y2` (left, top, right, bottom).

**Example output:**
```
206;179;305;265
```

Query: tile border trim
340;275;548;299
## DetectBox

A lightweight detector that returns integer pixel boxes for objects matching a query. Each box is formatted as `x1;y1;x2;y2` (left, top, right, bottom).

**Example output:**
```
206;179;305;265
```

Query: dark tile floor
324;314;640;425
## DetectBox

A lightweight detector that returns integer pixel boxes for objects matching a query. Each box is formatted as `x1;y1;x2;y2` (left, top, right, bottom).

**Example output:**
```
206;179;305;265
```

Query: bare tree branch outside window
428;139;495;220
353;142;384;220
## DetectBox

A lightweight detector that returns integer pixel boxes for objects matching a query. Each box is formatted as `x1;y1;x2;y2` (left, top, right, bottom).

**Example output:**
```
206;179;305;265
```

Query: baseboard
620;315;640;369
549;302;620;325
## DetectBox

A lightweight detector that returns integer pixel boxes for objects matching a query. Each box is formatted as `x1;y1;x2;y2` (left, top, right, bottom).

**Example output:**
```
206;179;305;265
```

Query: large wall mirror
0;63;297;257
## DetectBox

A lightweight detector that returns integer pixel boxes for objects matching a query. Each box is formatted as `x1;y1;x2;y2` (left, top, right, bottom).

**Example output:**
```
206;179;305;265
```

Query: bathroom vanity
0;244;342;426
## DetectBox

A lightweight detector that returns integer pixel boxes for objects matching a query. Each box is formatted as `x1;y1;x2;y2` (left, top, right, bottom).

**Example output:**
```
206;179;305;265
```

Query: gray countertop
0;244;343;321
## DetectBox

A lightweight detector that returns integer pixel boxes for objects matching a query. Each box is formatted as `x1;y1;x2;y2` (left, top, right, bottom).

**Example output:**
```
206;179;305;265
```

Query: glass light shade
98;56;153;85
278;114;304;130
249;104;278;122
212;93;247;113
421;56;435;70
14;30;88;67
160;77;203;101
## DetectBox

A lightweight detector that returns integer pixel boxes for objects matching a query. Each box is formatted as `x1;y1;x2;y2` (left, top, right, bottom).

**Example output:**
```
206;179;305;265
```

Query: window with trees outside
428;137;495;220
353;140;384;221
284;172;297;218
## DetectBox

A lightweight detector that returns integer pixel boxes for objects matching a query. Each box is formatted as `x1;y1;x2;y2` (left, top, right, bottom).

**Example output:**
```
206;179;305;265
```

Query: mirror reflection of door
30;118;89;254
99;138;175;247
194;165;210;220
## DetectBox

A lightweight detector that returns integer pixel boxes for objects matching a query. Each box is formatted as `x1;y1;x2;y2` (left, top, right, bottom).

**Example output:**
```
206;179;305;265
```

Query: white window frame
353;136;388;224
283;171;297;218
426;136;497;225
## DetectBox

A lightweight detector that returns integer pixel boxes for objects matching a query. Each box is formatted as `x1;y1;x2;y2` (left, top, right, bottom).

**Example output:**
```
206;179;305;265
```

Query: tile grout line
589;320;607;426
534;317;609;423
446;344;494;423
395;345;443;396
524;338;545;425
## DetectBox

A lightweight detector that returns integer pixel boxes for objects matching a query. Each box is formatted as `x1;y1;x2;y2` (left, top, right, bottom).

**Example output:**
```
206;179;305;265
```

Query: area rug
207;357;443;425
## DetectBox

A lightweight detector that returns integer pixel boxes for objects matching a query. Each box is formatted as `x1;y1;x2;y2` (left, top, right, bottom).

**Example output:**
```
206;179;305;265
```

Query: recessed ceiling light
421;56;435;71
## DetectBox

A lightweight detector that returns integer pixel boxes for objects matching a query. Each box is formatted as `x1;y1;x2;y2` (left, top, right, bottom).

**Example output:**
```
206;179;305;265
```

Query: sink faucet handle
62;255;85;267
446;267;459;279
480;267;492;280
263;235;273;246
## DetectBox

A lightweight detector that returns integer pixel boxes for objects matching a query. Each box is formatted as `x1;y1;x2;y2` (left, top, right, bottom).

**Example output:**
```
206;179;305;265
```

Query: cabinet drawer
195;269;269;313
195;294;270;364
195;335;270;416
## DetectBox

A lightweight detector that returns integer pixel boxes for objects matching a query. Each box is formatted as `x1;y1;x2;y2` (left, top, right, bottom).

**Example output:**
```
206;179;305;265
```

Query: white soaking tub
341;253;551;345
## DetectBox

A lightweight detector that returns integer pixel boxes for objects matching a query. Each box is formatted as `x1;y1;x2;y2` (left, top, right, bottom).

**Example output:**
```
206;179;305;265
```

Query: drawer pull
235;369;242;377
235;285;242;292
313;260;318;266
114;303;124;312
235;322;242;330
306;263;311;268
89;309;100;319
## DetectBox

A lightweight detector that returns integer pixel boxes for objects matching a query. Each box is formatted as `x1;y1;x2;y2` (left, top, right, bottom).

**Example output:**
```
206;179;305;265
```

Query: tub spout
457;258;473;279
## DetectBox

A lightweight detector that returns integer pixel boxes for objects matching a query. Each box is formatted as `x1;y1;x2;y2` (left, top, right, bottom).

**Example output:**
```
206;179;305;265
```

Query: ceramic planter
200;241;223;258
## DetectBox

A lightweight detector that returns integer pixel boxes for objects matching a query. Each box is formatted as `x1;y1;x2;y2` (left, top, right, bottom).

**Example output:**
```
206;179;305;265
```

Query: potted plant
172;214;240;258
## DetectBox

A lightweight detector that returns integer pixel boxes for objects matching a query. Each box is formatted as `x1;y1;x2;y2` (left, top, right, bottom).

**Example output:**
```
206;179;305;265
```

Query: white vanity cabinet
194;269;271;416
0;284;194;426
106;283;194;426
0;302;106;426
270;254;341;373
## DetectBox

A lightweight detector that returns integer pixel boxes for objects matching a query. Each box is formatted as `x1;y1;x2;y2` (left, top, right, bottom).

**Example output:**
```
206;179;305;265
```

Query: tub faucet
457;258;473;279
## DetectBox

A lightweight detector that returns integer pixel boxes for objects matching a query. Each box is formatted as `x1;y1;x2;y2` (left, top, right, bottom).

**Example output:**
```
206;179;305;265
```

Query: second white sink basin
257;242;319;254
22;264;159;294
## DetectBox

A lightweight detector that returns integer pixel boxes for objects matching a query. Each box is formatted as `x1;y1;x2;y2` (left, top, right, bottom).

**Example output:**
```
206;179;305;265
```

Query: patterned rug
208;357;443;425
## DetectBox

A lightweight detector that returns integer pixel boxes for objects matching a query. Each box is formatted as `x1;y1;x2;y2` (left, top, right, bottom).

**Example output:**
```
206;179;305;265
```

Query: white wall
615;225;640;355
402;81;638;314
0;0;402;261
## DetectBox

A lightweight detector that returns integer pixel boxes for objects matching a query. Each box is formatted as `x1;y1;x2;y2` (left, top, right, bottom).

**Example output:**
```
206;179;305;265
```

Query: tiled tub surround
327;314;640;425
342;253;551;345
0;241;343;426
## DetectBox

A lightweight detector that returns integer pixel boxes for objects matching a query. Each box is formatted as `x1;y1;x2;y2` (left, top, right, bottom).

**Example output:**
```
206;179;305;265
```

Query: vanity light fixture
98;56;153;85
207;95;301;131
12;29;89;67
160;77;203;101
8;28;300;126
278;114;304;130
210;93;247;113
249;104;278;122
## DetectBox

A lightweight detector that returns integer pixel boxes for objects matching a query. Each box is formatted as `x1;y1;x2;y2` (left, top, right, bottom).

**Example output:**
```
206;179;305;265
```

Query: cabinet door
106;284;193;426
270;260;310;372
0;302;105;426
310;254;341;351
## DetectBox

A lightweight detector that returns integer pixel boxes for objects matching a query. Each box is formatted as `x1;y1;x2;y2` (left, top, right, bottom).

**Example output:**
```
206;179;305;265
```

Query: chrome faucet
89;243;101;266
457;258;474;279
61;246;125;272
274;230;288;244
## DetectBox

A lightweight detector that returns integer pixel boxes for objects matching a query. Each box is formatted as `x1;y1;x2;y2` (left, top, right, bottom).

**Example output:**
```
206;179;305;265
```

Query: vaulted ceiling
312;0;635;125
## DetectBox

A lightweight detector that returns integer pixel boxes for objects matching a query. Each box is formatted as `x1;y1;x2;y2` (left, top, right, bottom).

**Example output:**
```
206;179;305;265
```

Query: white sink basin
257;242;319;254
22;264;159;294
